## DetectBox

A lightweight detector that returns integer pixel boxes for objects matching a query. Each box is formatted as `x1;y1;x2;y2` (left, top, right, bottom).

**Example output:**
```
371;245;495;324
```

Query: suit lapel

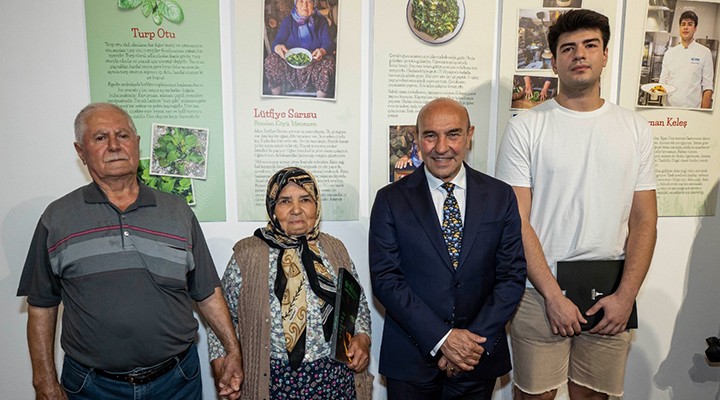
401;168;454;270
458;167;487;270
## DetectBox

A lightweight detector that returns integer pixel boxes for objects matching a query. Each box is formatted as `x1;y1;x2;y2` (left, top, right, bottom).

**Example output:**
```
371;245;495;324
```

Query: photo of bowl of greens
284;48;313;69
406;0;465;44
512;85;524;100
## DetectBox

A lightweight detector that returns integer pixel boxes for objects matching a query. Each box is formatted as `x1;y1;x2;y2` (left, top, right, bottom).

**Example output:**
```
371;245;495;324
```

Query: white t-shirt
660;40;714;108
495;99;656;287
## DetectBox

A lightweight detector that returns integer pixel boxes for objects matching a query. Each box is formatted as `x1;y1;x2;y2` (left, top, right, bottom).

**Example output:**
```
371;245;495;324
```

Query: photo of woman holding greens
263;0;338;98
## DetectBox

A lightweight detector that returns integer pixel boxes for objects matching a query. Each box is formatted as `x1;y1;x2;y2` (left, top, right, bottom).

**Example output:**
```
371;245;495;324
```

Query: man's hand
587;292;635;335
346;334;371;373
437;355;461;377
544;293;586;336
211;352;243;400
439;329;486;372
34;381;67;400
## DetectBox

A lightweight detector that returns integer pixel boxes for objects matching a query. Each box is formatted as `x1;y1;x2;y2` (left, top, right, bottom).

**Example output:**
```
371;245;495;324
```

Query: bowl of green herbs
285;48;312;69
407;0;465;44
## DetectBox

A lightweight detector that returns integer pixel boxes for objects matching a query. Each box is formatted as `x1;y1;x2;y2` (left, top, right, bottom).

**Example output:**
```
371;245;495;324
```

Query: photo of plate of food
284;48;312;69
406;0;465;44
640;83;676;96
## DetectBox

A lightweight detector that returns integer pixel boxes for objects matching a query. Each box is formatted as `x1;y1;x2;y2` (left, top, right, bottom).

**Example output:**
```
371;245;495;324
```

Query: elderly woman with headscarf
207;167;373;399
264;0;336;98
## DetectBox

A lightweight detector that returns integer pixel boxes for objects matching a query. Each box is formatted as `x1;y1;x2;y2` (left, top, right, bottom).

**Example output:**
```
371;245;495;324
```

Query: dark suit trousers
386;374;496;400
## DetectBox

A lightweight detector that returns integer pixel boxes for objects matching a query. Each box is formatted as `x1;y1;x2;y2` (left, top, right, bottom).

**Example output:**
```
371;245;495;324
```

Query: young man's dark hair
679;10;699;27
547;9;611;57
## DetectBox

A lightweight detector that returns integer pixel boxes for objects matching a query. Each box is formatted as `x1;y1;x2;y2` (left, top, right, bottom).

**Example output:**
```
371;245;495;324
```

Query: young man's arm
588;190;657;335
513;187;586;337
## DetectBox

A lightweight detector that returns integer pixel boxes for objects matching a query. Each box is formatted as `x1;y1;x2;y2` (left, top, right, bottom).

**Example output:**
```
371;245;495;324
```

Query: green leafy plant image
137;159;195;205
411;0;459;39
118;0;184;25
151;124;209;179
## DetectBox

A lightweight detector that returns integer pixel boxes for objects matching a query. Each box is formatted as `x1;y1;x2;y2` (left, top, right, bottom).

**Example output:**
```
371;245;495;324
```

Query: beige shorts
509;288;633;397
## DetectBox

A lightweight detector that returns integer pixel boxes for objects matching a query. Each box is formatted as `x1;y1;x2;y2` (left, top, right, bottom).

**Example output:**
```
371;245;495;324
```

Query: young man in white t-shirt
496;9;658;400
659;10;714;109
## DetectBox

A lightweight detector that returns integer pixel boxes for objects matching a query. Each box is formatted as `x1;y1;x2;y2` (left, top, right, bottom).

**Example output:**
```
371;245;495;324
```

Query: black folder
330;268;361;363
556;260;638;331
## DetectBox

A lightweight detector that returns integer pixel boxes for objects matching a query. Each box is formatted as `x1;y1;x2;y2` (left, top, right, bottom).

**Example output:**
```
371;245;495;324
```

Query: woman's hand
524;76;534;99
539;87;548;101
311;48;327;60
274;44;288;58
346;333;371;373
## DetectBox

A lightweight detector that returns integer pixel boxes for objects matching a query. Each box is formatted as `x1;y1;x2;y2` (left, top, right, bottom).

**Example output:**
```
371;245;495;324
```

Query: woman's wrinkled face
296;0;314;17
274;182;317;236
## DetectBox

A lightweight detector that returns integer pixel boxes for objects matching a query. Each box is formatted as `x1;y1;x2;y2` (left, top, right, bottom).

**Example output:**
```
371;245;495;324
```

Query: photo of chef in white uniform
637;0;719;110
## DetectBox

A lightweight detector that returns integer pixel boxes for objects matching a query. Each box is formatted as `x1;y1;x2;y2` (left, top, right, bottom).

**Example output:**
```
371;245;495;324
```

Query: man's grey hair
74;102;137;142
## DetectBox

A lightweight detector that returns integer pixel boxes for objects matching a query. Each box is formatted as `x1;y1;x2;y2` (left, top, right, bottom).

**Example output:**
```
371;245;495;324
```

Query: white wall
1;1;719;399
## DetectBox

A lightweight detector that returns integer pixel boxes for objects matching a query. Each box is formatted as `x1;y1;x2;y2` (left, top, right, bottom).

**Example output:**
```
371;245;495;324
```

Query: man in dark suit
369;98;527;399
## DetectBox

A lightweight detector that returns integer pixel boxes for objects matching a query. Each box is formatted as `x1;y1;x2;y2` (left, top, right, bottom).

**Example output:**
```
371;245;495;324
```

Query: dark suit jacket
369;164;526;382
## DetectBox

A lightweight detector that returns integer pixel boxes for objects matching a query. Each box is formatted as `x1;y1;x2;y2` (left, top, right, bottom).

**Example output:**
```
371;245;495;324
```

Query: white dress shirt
424;164;467;356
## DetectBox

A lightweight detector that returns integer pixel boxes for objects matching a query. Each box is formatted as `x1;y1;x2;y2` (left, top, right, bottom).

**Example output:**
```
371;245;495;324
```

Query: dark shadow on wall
624;322;658;400
655;182;720;399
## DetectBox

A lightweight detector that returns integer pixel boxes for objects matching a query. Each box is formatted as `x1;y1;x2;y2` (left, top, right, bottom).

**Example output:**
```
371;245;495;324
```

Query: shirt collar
82;180;157;209
425;163;467;192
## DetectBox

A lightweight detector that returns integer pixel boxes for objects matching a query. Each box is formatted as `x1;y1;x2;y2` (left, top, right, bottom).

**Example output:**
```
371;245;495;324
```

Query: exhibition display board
371;0;495;197
85;0;227;221
233;0;362;221
619;0;720;216
85;0;720;219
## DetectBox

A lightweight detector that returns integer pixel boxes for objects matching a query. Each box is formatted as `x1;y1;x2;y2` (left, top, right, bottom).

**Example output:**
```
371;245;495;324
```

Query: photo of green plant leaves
150;124;209;180
138;158;196;205
117;0;184;25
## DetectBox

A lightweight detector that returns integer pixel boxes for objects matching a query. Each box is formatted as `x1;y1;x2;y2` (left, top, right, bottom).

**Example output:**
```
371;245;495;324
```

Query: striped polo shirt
17;182;219;371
